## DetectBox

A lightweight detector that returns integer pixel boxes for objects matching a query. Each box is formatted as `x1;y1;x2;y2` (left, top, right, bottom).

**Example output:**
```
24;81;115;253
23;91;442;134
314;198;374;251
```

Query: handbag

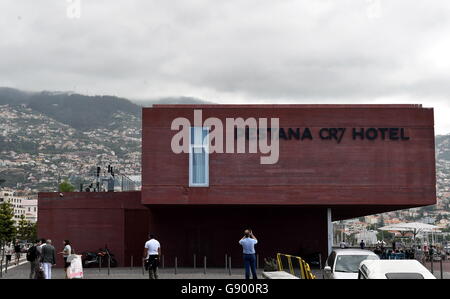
35;264;45;279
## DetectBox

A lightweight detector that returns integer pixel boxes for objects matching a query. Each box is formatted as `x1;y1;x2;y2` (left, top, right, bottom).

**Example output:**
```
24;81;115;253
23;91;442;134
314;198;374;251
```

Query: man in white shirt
143;234;161;279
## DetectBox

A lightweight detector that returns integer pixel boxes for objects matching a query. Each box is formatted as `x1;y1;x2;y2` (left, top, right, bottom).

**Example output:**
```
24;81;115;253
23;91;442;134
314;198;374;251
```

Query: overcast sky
1;1;450;134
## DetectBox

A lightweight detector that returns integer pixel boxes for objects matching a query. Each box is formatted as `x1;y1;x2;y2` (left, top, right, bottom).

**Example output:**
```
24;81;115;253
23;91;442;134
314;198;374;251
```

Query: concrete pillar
327;208;333;256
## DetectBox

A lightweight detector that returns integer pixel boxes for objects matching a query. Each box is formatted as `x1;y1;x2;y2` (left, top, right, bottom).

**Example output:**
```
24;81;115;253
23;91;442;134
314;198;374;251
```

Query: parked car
358;259;435;279
324;249;379;279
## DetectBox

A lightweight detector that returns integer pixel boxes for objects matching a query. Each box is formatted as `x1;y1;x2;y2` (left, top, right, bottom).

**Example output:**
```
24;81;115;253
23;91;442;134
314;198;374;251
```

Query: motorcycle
81;248;118;268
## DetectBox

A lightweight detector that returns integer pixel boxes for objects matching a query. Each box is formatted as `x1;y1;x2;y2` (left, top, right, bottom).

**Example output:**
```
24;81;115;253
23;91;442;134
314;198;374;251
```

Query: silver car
324;249;380;279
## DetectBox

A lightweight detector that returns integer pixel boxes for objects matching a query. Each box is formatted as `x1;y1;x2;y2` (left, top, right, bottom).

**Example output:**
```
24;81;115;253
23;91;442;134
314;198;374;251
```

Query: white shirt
63;244;72;257
144;239;160;257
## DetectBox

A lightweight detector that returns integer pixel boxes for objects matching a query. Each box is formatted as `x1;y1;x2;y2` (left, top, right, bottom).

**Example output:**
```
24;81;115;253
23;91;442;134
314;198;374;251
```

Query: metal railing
276;253;316;279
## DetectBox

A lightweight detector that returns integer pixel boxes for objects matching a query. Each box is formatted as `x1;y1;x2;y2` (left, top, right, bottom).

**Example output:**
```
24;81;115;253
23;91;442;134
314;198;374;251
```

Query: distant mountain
0;87;214;131
27;92;141;131
0;87;33;105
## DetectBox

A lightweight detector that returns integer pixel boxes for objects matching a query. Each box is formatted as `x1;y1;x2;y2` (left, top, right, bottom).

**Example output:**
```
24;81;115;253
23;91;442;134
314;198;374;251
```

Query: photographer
239;229;258;280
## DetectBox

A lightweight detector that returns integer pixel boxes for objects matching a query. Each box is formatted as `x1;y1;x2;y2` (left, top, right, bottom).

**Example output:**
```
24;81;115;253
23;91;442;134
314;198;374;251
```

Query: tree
16;214;33;241
0;202;16;277
25;222;37;242
59;180;75;192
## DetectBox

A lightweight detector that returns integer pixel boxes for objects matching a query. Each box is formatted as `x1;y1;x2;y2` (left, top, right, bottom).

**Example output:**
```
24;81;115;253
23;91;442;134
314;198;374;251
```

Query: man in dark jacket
27;239;42;279
41;239;56;279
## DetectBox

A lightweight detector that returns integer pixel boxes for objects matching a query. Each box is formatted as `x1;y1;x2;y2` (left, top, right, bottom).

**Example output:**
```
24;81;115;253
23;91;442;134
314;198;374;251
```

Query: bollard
225;254;228;270
175;257;178;275
142;259;145;275
108;255;111;276
131;256;133;270
256;254;259;269
194;254;196;269
162;255;165;269
204;256;207;275
440;256;443;279
228;256;232;276
99;256;102;272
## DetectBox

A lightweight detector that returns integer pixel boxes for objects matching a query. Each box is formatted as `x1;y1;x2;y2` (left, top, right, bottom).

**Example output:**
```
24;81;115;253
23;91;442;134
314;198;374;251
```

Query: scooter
81;248;118;268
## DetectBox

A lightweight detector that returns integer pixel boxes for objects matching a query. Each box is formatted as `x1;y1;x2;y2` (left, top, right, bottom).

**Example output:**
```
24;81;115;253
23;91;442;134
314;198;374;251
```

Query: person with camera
239;229;258;279
143;234;161;279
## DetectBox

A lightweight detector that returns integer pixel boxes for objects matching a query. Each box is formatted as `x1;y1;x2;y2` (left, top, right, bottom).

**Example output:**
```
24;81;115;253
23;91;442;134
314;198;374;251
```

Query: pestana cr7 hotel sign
170;110;410;165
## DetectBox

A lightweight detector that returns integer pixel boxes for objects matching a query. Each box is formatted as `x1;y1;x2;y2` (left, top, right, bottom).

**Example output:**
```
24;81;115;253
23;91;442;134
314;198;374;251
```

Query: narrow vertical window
189;127;209;187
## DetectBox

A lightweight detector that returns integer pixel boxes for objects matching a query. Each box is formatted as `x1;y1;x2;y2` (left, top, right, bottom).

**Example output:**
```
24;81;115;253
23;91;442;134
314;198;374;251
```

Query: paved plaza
1;262;268;279
2;261;448;279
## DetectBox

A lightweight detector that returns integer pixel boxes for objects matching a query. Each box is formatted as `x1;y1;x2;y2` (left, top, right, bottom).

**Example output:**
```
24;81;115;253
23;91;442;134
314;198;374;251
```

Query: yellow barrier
276;253;316;279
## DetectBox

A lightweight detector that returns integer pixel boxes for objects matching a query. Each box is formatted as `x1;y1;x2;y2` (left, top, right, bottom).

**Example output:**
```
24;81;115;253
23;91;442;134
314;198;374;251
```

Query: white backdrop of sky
1;0;450;134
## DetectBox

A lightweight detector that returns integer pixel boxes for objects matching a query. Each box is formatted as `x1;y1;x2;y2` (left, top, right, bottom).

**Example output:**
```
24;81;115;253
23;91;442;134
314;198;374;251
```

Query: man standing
26;240;41;279
239;229;258;280
143;234;161;279
41;239;56;279
14;241;21;265
359;240;365;249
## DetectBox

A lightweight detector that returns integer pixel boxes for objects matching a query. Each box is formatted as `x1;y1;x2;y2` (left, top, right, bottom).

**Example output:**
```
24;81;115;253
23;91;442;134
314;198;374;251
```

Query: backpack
27;246;37;262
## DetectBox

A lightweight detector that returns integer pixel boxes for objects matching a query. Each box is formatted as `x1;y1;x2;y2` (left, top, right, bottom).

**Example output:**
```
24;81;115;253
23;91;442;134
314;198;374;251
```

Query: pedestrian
143;234;161;279
41;239;56;279
5;242;13;269
26;239;42;279
239;229;258;280
359;240;365;249
59;240;72;278
14;241;21;265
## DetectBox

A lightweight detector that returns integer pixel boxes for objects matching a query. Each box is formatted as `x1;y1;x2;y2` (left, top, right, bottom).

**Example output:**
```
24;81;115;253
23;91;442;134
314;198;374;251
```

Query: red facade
38;105;436;267
142;105;436;208
38;192;149;267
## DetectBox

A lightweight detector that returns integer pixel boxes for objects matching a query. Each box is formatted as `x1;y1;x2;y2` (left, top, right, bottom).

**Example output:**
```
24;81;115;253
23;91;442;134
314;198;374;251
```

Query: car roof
359;260;435;279
333;249;378;256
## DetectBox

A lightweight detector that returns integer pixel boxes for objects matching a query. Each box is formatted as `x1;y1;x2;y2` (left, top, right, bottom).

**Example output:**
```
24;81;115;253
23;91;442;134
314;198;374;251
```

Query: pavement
1;262;269;279
424;260;450;279
0;256;28;276
3;262;445;279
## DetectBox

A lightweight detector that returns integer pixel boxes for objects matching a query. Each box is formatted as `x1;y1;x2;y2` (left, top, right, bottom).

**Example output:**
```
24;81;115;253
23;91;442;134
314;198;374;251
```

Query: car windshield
335;255;378;273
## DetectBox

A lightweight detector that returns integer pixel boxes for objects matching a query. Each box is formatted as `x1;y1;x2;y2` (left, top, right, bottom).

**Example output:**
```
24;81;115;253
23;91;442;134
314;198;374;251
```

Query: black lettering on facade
302;128;313;140
401;128;410;140
288;128;300;140
366;128;378;140
353;128;365;140
389;128;399;140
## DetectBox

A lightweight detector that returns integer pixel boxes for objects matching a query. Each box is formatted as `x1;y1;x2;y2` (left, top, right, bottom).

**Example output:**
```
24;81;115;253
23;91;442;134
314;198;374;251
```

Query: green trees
0;202;15;277
16;214;37;242
59;180;75;192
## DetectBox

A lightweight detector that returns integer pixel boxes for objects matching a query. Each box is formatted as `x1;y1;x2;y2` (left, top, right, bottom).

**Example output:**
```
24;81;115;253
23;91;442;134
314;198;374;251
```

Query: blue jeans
243;254;257;279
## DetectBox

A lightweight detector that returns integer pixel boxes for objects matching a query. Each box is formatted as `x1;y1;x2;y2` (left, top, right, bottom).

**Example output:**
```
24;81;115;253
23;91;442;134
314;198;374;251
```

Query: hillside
0;87;210;131
0;87;214;191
